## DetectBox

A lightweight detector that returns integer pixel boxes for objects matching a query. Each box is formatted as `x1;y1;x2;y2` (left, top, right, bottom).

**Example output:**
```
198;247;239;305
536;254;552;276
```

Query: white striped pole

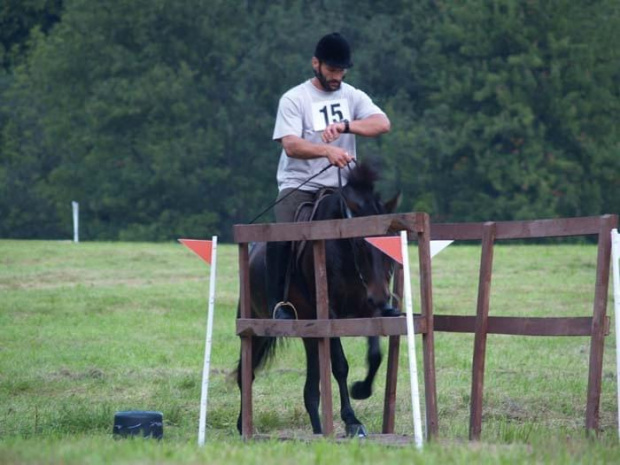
400;231;424;449
611;229;620;439
198;236;218;446
72;201;79;243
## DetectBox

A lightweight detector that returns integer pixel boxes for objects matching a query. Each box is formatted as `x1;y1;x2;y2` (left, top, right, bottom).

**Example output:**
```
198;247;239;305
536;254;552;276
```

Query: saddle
290;187;336;266
274;188;336;320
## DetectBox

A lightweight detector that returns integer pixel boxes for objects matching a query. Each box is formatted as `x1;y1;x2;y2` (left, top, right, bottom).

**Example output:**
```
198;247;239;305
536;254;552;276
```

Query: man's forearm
349;114;391;137
280;136;330;160
280;135;352;168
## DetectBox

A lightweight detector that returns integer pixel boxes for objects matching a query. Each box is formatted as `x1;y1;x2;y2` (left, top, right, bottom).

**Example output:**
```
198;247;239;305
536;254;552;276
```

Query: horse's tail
233;335;280;385
233;322;280;435
233;241;284;385
233;298;281;378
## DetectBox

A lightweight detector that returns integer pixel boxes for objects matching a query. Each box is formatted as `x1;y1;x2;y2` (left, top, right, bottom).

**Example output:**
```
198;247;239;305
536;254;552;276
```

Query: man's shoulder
341;81;358;92
341;81;366;98
280;80;311;101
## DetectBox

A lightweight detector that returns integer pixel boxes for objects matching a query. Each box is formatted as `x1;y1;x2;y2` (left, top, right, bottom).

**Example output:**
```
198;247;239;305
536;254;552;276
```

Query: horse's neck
315;193;346;221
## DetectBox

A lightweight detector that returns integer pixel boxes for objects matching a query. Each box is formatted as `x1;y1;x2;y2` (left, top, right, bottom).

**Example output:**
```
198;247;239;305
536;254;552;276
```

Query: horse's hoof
350;381;371;400
381;307;401;317
345;424;367;438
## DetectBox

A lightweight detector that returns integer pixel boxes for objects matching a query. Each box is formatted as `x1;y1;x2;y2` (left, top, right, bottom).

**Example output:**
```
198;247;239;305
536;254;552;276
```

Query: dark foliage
1;0;618;241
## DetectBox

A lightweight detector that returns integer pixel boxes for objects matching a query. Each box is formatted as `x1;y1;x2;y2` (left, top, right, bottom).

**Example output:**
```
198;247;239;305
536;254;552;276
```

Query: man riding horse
237;161;401;437
268;32;391;319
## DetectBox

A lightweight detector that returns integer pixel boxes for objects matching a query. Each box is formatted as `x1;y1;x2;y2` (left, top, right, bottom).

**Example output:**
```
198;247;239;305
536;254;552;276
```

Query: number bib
311;99;351;132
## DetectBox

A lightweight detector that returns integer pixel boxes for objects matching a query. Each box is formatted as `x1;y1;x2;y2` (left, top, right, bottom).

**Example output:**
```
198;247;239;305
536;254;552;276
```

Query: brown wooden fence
234;214;617;441
429;214;617;439
234;212;437;440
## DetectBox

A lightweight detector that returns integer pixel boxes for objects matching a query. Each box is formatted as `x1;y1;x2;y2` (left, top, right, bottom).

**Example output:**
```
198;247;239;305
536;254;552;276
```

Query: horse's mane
346;162;379;193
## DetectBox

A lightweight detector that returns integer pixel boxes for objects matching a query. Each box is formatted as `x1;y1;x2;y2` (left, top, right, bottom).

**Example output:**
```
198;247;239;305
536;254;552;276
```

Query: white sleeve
273;94;303;141
351;88;386;121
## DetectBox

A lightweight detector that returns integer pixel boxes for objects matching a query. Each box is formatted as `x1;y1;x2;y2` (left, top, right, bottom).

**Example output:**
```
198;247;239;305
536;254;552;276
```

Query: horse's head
341;162;400;218
336;161;401;317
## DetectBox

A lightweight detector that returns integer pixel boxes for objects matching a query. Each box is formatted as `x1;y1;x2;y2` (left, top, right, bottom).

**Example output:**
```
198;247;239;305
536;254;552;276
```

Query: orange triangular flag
365;236;403;264
179;239;213;265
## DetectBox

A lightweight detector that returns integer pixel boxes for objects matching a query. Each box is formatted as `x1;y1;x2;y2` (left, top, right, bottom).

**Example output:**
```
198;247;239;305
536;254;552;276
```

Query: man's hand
280;134;352;167
324;145;352;168
321;120;347;143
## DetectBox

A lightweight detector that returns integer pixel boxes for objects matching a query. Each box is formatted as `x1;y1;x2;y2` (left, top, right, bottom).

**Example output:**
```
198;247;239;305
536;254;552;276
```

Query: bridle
335;165;394;291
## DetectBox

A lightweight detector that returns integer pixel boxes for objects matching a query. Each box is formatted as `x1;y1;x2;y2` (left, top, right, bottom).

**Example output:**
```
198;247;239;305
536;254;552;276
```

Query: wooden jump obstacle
234;212;438;440
234;213;617;441
431;214;618;439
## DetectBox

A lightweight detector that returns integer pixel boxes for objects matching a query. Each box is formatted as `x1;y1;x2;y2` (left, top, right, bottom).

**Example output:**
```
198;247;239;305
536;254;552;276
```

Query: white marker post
198;236;217;446
72;201;79;243
178;237;218;446
400;231;424;449
611;229;620;439
364;234;454;447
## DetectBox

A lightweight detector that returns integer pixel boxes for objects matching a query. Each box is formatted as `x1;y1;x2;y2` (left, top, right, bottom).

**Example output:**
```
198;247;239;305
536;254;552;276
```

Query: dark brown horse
236;162;400;437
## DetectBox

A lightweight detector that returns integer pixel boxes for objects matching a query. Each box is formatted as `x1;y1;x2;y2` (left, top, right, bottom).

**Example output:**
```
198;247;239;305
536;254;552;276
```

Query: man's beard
314;68;342;92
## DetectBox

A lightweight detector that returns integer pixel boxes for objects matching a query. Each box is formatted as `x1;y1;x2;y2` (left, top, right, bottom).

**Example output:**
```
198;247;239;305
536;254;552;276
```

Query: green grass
1;240;619;463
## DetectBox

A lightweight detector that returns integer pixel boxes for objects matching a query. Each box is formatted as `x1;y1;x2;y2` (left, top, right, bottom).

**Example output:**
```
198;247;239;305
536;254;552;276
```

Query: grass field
1;239;619;463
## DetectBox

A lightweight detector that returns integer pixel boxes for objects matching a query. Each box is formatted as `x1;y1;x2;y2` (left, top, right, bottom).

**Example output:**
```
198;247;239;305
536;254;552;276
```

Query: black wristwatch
342;119;350;133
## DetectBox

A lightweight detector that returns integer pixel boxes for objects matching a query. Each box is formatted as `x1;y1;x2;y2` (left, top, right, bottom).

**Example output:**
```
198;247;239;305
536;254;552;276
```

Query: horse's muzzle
380;305;401;317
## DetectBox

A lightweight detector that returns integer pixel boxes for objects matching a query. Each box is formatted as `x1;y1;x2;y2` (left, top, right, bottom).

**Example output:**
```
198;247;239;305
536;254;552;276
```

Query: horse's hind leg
350;336;382;400
302;338;323;434
331;338;367;437
236;336;276;435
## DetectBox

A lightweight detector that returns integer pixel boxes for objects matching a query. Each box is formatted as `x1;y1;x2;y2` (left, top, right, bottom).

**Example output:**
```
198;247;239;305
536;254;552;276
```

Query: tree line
1;0;618;242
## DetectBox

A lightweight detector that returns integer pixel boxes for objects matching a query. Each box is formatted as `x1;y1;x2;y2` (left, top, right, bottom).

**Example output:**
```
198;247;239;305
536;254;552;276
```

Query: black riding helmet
314;32;353;69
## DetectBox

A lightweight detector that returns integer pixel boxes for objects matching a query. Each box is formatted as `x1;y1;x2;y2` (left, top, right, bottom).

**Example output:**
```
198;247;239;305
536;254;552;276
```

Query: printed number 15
319;103;343;127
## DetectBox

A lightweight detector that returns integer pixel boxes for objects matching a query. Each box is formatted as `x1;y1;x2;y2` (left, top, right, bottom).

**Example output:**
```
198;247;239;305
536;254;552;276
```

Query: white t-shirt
273;79;385;191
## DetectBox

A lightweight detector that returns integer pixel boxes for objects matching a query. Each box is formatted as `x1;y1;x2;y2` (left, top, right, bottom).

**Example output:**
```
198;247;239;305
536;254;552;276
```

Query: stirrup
272;301;298;320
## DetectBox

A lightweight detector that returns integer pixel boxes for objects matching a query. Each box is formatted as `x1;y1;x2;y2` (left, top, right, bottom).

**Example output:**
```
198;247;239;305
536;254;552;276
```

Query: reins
248;159;359;225
335;160;372;290
254;159;355;319
252;159;376;309
248;162;334;224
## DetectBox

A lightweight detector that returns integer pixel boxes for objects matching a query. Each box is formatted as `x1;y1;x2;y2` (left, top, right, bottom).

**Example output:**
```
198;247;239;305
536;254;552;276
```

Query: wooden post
418;213;438;438
239;243;253;440
585;215;615;433
313;240;333;436
383;265;403;433
469;222;496;440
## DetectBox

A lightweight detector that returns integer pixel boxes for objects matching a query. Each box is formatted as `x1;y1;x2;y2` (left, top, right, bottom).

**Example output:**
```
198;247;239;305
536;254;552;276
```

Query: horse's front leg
302;338;323;434
331;337;367;437
350;336;382;400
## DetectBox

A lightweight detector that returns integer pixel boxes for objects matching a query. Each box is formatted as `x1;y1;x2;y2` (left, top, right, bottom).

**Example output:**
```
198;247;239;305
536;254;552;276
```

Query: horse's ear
384;192;401;214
